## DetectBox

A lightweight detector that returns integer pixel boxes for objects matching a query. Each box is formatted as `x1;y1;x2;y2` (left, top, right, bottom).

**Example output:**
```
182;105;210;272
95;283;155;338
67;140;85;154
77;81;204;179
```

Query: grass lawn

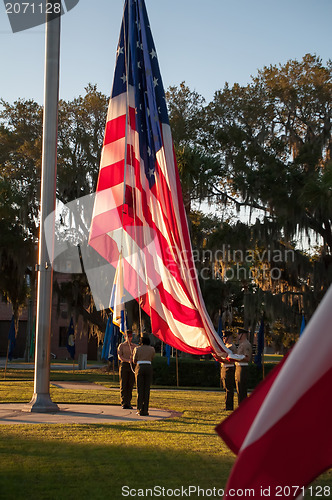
263;354;283;363
0;368;331;499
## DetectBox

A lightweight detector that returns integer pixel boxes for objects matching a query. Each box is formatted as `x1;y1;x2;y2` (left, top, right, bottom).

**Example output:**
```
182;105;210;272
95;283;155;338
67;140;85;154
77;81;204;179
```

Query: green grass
0;368;331;500
263;354;283;363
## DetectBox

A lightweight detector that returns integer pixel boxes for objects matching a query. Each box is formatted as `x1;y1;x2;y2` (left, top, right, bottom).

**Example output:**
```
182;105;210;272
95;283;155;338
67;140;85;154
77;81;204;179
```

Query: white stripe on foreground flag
217;285;332;498
89;0;236;359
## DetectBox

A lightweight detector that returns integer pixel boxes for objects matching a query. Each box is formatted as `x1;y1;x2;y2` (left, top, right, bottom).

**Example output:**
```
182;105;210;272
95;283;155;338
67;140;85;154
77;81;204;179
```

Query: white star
137;61;141;69
147;146;151;156
117;46;124;57
150;48;157;59
153;77;158;88
148;168;154;177
121;73;127;84
147;107;150;117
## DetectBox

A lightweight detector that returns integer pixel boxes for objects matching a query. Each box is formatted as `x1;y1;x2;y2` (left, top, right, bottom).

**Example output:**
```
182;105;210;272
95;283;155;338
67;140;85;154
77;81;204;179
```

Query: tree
55;84;109;338
0;87;109;336
0;98;42;239
166;82;221;214
0;99;41;327
203;54;331;330
57;83;108;203
206;54;332;254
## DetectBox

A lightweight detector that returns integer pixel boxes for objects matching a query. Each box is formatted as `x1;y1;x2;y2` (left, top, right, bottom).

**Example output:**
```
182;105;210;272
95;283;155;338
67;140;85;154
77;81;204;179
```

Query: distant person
219;331;237;411
133;335;155;416
117;330;135;409
235;328;252;404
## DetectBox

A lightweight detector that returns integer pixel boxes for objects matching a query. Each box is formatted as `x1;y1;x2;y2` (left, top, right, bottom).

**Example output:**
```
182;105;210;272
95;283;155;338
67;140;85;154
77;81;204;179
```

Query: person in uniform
235;328;252;404
133;335;155;416
117;329;135;409
219;331;237;411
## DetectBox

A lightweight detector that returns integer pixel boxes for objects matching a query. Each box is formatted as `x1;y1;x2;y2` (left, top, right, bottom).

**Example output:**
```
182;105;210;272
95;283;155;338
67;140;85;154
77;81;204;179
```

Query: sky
0;0;331;105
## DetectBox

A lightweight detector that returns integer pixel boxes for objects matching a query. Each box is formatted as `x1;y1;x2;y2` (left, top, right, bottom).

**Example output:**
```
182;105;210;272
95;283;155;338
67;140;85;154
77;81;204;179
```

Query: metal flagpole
24;4;61;412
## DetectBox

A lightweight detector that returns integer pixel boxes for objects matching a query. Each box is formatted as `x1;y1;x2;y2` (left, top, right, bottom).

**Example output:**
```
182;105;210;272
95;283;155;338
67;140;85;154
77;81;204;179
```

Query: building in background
0;272;98;361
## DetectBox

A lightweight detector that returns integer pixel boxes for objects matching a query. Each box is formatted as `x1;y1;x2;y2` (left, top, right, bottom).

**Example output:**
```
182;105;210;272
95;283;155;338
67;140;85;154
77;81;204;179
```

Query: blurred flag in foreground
216;285;332;498
88;0;237;360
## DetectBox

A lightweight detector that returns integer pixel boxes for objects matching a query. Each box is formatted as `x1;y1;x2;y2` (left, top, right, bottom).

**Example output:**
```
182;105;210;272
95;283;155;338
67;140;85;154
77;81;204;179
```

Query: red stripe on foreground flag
216;354;288;455
216;285;332;498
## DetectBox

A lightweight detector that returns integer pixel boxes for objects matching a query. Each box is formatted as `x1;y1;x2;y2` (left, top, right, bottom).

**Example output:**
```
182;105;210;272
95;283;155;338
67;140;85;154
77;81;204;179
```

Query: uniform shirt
236;338;252;364
133;344;155;364
118;341;135;363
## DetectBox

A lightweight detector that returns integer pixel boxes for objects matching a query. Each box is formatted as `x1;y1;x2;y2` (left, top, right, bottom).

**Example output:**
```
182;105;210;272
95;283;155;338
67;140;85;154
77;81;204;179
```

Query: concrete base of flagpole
23;393;60;413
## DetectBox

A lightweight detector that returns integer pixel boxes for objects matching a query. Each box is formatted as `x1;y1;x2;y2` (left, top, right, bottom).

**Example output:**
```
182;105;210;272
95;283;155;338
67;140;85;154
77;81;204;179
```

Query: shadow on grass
0;427;234;500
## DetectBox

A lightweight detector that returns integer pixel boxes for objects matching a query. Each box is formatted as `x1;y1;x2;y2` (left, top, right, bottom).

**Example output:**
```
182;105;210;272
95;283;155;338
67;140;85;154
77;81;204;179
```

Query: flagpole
24;4;60;412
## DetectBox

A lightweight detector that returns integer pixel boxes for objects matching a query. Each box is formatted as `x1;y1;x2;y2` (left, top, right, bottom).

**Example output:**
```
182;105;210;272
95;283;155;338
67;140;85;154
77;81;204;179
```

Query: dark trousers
119;362;135;407
221;365;235;410
135;363;152;415
235;364;248;404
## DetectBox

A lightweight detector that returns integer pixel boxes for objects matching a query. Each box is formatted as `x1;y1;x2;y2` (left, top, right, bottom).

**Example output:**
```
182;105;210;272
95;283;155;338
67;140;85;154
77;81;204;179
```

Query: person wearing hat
235;328;252;404
133;335;155;416
219;331;237;411
117;329;135;409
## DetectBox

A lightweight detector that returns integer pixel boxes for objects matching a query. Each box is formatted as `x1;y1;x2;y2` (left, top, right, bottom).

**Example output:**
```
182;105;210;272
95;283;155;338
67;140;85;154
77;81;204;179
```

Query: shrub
151;355;278;389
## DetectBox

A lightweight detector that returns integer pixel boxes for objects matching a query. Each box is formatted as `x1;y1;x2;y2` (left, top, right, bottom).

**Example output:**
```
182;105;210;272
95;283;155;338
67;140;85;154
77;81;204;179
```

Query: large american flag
89;0;234;358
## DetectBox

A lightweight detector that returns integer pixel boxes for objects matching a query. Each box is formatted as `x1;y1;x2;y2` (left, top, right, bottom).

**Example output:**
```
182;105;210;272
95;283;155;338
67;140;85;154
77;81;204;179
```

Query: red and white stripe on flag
217;285;332;498
88;0;234;359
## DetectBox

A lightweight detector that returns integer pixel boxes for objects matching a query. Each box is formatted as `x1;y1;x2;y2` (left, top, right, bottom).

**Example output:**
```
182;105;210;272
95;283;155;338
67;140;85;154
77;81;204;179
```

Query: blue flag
217;313;223;338
102;314;120;366
8;316;16;361
165;344;171;366
254;318;264;368
66;317;75;360
29;316;36;359
102;317;112;361
110;325;120;368
300;315;306;336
